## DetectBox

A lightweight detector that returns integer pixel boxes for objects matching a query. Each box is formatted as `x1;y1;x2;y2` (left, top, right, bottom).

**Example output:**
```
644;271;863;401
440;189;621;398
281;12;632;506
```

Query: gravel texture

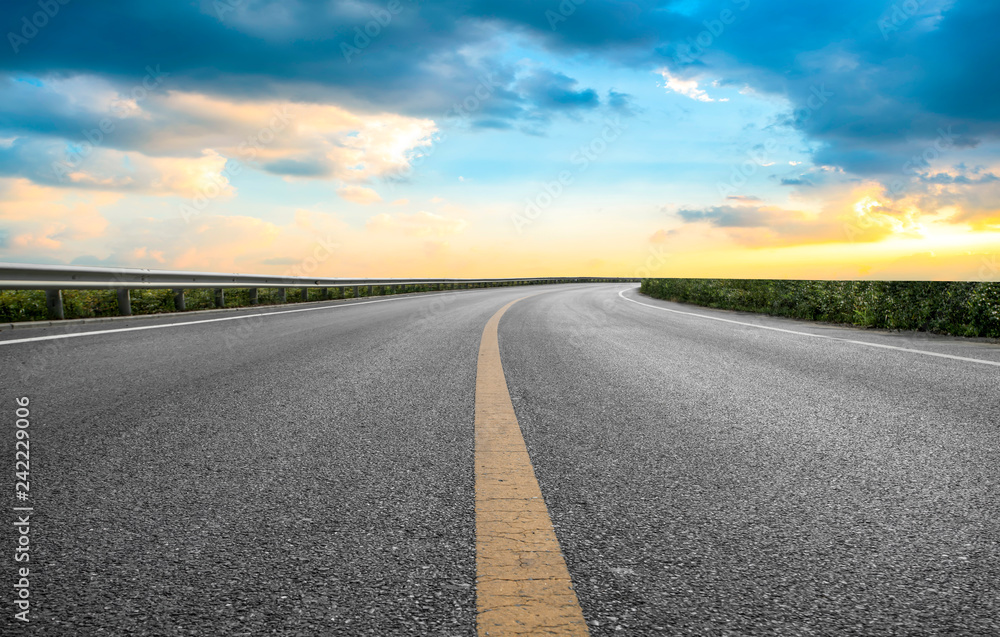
2;283;998;635
501;285;1000;636
1;289;531;635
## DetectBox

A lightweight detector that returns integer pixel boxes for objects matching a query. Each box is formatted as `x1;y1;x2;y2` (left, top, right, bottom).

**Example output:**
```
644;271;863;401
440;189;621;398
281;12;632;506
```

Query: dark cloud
2;0;996;191
465;0;692;54
0;137;73;186
471;119;514;130
922;172;998;185
678;204;769;228
262;158;330;177
780;177;812;187
518;69;599;112
0;0;623;129
677;0;1000;185
607;89;639;116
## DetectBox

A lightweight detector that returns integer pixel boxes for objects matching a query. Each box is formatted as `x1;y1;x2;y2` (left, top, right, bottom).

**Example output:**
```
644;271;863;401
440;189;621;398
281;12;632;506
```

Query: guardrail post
278;288;287;303
173;288;186;311
249;288;258;305
300;287;309;302
215;289;225;308
368;285;373;296
45;289;64;320
321;287;329;300
353;286;360;298
117;288;132;316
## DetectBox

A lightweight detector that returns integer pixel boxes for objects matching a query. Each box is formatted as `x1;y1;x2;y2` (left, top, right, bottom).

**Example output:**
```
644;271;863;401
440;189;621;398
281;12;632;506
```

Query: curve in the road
620;289;1000;367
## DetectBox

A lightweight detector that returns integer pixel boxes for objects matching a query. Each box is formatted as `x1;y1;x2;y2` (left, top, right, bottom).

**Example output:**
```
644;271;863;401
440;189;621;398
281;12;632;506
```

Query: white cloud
0;77;438;189
657;70;715;102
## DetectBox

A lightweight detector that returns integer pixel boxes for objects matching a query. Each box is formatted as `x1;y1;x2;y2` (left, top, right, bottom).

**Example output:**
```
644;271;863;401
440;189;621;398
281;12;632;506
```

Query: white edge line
0;292;454;347
619;288;1000;368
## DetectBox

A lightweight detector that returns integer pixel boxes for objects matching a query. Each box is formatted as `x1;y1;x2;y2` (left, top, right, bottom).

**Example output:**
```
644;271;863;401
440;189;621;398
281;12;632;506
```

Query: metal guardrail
0;262;637;320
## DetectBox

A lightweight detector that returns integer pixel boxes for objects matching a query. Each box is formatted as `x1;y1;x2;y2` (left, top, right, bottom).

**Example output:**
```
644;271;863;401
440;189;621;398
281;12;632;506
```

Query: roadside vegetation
640;279;1000;338
0;284;460;323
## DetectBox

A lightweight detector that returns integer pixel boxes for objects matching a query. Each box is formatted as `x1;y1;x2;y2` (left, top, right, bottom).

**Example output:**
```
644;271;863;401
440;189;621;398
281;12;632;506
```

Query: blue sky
0;0;997;279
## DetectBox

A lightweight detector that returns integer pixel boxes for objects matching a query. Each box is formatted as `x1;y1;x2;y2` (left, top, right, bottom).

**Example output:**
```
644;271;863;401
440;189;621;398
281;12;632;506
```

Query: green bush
0;290;47;322
0;283;468;323
0;287;296;322
640;278;1000;338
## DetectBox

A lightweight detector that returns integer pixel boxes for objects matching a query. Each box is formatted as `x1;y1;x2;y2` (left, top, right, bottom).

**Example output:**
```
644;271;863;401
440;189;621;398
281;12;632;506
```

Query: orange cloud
0;178;115;254
337;186;382;205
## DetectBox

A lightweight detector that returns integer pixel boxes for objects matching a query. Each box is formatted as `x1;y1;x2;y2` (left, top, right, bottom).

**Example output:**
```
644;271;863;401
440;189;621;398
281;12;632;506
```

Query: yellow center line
475;298;590;636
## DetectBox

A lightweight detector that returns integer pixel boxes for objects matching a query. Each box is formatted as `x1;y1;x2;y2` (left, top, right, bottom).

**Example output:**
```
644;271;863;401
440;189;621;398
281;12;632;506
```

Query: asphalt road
1;283;997;635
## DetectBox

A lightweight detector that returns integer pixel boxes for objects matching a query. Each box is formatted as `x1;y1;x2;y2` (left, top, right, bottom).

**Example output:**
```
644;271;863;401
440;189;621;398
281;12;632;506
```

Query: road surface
1;283;997;635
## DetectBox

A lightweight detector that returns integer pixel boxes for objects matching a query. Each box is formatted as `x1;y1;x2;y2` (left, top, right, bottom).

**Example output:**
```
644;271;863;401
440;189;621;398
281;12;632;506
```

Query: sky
0;0;998;280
